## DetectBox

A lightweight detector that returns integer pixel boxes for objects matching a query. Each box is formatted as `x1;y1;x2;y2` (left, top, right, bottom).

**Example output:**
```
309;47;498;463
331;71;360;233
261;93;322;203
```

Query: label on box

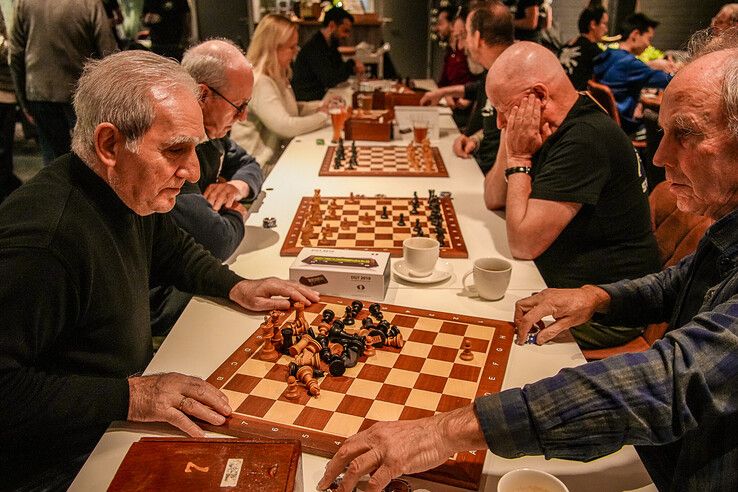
290;248;390;301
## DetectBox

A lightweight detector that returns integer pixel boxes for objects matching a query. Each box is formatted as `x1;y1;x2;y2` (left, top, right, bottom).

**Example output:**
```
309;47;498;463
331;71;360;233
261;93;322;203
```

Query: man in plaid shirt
319;29;738;492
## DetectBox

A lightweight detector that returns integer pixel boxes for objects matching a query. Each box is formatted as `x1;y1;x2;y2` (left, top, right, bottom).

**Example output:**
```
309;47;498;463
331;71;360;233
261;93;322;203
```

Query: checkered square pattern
280;195;468;258
206;296;515;490
320;145;449;177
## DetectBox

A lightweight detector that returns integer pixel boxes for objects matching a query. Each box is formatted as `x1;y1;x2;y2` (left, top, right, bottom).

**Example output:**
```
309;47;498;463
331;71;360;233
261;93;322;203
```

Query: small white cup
402;237;439;277
497;468;569;492
462;257;512;300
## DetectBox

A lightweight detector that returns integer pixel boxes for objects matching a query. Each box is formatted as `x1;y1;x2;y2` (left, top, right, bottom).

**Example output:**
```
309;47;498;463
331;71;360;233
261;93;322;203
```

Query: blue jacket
593;48;671;133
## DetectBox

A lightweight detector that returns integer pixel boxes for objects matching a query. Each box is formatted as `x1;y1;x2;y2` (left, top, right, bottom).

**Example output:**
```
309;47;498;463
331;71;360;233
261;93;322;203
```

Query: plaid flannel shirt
475;207;738;491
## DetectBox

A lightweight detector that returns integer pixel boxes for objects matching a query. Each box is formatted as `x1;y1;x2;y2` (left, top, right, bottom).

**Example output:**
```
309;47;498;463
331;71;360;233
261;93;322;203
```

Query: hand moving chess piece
459;339;474;361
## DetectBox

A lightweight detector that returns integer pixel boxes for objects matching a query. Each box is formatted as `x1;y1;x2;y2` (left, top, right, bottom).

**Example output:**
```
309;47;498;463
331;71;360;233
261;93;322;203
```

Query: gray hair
72;51;199;165
687;27;738;139
181;38;249;89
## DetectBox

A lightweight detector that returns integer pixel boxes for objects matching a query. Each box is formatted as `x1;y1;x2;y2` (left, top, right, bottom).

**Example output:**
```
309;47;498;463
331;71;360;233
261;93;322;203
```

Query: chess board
319;145;449;177
280;195;468;258
205;296;515;490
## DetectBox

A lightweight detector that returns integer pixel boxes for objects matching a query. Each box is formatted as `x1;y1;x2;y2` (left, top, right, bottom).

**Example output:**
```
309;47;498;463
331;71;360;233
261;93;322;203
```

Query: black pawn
343;306;355;325
381;206;388;219
281;327;294;353
368;302;383;320
322;309;335;323
398;213;406;226
351;300;364;315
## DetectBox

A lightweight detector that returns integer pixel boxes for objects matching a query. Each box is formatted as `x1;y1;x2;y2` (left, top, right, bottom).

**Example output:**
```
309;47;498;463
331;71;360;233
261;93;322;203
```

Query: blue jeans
27;101;76;165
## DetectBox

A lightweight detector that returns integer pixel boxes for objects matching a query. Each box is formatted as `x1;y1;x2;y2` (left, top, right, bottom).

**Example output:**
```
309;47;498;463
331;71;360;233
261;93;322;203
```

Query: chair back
586;80;621;126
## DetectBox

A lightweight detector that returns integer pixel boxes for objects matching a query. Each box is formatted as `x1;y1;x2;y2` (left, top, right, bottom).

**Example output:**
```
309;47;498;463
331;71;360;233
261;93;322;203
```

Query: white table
71;111;652;492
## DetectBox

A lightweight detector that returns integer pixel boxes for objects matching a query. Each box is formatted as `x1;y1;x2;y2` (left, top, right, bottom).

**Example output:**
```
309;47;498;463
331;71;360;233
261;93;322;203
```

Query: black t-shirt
513;0;544;42
142;0;190;46
559;35;602;91
530;95;660;288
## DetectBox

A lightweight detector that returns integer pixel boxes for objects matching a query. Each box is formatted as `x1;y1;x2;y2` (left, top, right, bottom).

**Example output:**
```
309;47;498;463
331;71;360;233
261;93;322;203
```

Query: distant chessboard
280;195;468;258
319;145;448;177
205;296;515;490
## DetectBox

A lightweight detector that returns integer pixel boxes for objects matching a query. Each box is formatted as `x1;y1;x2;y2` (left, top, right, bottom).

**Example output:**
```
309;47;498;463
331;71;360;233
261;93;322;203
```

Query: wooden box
344;116;393;141
107;437;302;492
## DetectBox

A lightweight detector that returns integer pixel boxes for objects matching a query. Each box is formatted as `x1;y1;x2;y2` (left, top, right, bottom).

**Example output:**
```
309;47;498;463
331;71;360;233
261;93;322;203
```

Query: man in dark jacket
149;39;265;334
292;6;365;101
593;13;671;134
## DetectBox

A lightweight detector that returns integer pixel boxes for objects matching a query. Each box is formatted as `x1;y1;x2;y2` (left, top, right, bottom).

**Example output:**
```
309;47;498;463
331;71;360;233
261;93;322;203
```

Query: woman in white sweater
231;14;330;174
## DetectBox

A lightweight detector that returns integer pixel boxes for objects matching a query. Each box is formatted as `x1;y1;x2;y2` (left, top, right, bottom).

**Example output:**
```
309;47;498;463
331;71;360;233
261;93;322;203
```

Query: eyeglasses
206;85;249;117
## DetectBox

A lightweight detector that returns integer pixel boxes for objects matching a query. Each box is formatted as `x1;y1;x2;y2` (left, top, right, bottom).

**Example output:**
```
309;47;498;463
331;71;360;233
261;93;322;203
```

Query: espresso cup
462;257;512;300
402;237;439;277
497;468;569;492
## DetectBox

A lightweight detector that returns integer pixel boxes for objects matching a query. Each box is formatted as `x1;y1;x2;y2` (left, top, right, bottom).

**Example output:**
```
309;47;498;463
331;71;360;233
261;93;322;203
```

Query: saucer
393;260;453;284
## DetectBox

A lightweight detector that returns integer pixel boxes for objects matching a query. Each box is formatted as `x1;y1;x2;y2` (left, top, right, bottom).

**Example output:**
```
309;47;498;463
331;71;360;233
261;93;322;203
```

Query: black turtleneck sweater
0;153;243;488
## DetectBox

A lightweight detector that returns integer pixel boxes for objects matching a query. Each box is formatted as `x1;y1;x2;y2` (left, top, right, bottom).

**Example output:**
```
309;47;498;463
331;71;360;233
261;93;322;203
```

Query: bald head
487;42;577;130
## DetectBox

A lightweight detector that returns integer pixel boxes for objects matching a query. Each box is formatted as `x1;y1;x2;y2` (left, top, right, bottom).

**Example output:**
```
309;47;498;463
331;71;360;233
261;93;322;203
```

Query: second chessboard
319;143;448;177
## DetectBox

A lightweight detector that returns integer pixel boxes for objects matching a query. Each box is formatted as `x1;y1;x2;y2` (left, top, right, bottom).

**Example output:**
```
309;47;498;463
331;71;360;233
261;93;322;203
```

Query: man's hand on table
318;405;486;492
127;373;232;437
420;89;444;106
514;285;611;345
229;278;320;311
453;134;479;158
204;182;246;211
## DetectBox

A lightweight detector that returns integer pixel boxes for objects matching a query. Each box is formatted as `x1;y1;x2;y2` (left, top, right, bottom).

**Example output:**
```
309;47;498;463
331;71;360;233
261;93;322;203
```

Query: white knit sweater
231;75;329;170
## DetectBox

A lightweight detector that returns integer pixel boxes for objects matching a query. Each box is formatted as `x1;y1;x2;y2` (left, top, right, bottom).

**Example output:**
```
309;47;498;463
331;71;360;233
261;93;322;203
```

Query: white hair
181;38;250;89
72;50;199;165
687;27;738;139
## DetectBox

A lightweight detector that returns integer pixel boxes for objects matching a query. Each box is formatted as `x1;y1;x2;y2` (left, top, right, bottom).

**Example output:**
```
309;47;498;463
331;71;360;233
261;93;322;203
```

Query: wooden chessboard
319;145;449;177
280;195;468;258
205;296;515;490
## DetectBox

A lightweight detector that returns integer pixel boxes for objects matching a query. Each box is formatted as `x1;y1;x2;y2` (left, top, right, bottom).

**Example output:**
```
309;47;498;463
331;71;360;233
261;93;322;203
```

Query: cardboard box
289;248;390;301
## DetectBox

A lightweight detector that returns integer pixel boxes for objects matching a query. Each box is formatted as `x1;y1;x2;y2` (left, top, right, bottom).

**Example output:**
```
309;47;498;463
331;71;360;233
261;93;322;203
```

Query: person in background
436;6;474;89
0;7;21;203
319;33;738;492
593;13;673;135
231;14;330;175
141;0;191;61
559;5;608;91
711;3;738;33
102;0;126;48
8;0;117;164
292;6;365;101
421;2;513;174
511;0;546;43
150;38;265;336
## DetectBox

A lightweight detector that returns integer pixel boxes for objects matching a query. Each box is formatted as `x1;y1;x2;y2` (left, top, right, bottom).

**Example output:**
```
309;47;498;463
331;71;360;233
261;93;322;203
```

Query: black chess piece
376;320;391;336
361;317;375;329
328;355;346;376
381;206;388;219
333;151;342;169
343;306;355;325
368;303;383;320
367;328;387;347
410;203;419;215
322;309;335;323
281;327;294;353
351;300;364;315
397;213;406;226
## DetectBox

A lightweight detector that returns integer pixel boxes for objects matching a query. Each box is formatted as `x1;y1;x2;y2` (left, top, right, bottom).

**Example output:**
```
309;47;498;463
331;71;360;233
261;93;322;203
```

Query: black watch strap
504;166;532;182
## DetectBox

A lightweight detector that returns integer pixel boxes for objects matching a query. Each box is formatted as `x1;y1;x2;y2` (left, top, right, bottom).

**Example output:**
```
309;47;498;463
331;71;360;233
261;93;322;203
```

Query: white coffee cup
462;257;512;300
497;468;569;492
402;237;440;277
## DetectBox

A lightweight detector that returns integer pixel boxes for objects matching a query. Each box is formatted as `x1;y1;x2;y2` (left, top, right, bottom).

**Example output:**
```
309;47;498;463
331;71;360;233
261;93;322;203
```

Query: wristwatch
504;166;532;182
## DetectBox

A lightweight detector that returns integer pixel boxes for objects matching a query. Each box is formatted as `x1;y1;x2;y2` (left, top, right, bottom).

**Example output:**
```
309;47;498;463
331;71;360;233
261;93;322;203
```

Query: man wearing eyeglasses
150;39;265;335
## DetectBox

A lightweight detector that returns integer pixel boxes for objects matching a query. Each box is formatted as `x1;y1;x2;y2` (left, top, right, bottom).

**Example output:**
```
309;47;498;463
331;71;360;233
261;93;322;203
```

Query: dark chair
581;181;713;361
586;80;646;149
